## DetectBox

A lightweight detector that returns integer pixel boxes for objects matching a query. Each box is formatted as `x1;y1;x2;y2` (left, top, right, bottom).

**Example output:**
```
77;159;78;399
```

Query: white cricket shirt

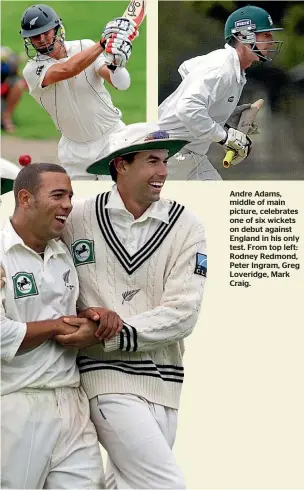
0;220;80;395
158;44;247;156
23;39;122;143
105;185;170;255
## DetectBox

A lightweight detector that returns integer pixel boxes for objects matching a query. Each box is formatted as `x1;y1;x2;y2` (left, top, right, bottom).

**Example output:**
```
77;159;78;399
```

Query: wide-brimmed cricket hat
86;123;190;175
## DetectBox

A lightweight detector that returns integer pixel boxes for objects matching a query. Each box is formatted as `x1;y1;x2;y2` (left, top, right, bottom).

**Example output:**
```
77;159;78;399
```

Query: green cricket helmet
224;5;283;61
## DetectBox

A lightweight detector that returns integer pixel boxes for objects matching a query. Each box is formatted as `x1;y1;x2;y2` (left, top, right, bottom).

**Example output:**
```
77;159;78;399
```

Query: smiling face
114;149;169;216
20;171;73;240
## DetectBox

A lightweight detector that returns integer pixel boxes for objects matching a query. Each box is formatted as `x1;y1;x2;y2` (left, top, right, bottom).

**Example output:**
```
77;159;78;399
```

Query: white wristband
109;67;131;90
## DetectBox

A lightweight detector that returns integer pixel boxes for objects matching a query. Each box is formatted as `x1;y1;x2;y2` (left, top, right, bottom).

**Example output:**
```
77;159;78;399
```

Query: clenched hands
54;308;123;348
54;317;98;348
79;307;123;341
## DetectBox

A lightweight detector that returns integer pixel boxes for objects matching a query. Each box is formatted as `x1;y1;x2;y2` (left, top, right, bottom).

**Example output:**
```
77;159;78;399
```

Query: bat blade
104;0;146;68
237;99;264;135
223;99;264;168
122;0;146;27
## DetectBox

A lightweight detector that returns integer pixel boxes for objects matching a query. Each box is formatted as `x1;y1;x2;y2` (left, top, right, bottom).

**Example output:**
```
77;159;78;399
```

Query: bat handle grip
223;150;235;169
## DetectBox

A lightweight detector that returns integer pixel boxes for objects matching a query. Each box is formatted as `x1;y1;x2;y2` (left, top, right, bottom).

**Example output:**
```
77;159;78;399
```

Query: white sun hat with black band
86;123;190;175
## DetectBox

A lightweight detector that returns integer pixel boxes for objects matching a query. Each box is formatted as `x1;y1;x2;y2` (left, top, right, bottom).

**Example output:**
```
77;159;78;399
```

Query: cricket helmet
20;4;65;59
224;5;283;61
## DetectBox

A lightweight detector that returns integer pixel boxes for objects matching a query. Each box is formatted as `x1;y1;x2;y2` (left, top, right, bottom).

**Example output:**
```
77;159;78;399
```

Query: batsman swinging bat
223;99;264;169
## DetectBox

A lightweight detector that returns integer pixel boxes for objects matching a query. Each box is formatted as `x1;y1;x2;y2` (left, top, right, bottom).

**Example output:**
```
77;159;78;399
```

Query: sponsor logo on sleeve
194;253;207;277
71;239;95;266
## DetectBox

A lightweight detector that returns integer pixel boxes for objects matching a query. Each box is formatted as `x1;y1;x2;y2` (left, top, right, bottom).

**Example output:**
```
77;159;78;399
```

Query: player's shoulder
77;39;96;49
167;198;204;228
181;47;232;82
68;194;98;222
23;56;54;76
23;58;38;75
63;39;95;56
203;47;233;70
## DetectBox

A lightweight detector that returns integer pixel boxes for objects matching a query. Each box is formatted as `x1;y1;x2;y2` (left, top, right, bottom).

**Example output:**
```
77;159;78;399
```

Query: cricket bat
223;99;264;168
122;0;146;25
104;0;146;68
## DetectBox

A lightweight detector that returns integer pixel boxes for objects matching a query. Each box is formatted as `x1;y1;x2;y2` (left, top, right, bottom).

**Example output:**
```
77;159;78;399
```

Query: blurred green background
159;1;304;180
1;0;146;139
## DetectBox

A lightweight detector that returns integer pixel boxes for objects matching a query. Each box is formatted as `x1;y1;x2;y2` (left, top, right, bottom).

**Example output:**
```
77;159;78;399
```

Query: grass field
1;1;146;139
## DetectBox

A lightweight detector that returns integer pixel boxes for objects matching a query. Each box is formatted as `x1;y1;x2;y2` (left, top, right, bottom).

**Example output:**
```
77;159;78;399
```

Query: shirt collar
105;185;170;224
224;43;246;83
2;219;68;256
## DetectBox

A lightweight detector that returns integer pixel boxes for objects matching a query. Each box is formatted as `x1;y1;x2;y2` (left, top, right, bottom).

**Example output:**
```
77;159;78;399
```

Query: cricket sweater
63;192;207;409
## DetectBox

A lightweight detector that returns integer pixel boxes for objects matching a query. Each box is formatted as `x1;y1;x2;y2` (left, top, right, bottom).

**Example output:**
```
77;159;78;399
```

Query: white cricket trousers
58;121;126;181
90;394;186;489
167;150;222;180
1;387;104;489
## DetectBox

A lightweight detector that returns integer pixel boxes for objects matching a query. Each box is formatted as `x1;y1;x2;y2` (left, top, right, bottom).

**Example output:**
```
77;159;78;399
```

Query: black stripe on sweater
77;357;184;383
95;192;185;275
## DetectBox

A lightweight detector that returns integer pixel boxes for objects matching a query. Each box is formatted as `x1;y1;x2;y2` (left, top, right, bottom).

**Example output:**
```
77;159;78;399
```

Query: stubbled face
30;28;55;48
24;172;73;240
255;31;275;58
29;28;61;55
118;149;169;206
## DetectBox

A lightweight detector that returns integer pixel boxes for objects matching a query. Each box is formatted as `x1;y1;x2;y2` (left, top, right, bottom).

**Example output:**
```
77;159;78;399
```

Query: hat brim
86;139;190;175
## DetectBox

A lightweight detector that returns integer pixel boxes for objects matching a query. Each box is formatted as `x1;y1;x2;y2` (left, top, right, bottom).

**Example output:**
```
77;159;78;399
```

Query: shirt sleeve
0;294;27;362
78;39;107;75
175;71;229;143
23;59;56;99
104;220;207;353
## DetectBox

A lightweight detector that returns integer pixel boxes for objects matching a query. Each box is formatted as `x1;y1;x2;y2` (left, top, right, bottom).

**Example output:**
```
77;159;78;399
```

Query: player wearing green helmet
158;5;284;180
224;5;283;62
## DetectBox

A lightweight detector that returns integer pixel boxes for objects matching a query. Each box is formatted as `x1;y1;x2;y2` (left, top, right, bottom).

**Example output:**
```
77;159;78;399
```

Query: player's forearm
65;43;104;76
43;43;104;86
103;309;200;353
19;319;60;350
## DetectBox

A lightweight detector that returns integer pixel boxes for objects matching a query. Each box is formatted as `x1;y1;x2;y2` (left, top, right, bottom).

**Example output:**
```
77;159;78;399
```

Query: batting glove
226;104;260;135
104;37;132;68
220;127;252;166
101;17;139;45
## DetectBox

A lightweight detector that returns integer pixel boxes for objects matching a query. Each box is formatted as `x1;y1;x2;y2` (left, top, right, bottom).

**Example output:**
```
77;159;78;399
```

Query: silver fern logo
63;270;74;290
29;16;39;26
122;289;140;304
